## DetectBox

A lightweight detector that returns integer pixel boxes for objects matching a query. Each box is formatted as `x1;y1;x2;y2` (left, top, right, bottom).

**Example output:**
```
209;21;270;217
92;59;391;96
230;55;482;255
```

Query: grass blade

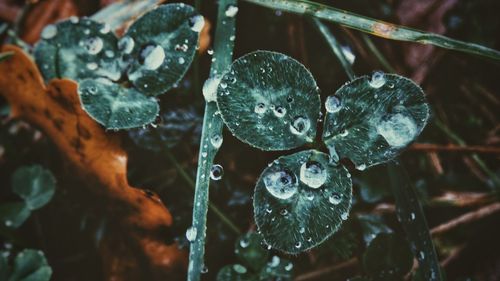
188;1;237;280
243;0;500;61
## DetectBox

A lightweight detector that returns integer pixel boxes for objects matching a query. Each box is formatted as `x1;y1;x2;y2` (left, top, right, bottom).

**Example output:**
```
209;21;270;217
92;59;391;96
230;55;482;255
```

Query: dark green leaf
216;51;320;151
323;72;429;169
8;250;52;281
125;3;202;96
362;233;413;280
234;232;268;271
0;202;31;228
356;214;392;246
259;256;294;281
254;150;352;254
78;78;159;129
216;264;258;281
11;165;56;210
356;164;391;203
0;253;10;280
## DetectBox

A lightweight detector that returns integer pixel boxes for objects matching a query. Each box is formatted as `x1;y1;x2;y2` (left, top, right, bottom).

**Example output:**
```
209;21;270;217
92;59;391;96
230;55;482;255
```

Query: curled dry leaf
0;45;187;281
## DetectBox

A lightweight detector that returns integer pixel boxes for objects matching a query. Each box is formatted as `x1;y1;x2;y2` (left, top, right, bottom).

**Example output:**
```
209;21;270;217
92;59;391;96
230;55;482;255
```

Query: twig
409;143;500;154
294;258;358;281
431;202;500;236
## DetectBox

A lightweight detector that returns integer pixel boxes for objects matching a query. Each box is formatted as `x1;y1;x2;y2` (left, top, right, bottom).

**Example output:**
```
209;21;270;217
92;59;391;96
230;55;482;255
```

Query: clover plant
33;3;204;129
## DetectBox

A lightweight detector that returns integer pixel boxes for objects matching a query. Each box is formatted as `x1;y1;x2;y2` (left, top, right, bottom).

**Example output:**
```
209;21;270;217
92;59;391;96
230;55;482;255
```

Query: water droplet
325;95;341;113
41;24;57;39
105;50;114;58
254;103;267;114
265;208;272;214
239;238;249;248
306;194;314;201
201;265;208;273
207;49;214;55
233;264;247;274
185;226;197;242
295;242;302;249
377;112;417;147
210;164;224;180
210;134;223;148
269;256;280;267
280;209;288;216
299;227;305;234
118;36;134;54
5;220;12;227
99;23;111;34
140;44;165;70
202;76;221;102
285;262;293;271
225;5;239;17
300;161;327;188
82;37;103;55
290;116;311;136
328;193;342;205
86;62;98;70
307;237;312;242
410;212;416;220
263;169;298;200
273;106;286;117
419;251;425;260
85;85;98;95
369;71;386;88
189;15;205;32
229;35;235;41
356;164;366;171
178;57;185;64
69;16;79;24
341;212;349;220
339;129;348;137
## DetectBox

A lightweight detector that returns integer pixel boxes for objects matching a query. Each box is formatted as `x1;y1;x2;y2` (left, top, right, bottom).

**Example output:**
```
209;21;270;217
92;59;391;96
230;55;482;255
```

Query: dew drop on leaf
254;103;267;114
140;44;165;70
185;226;197;242
299;161;327;188
328;193;342;205
290;116;311;136
232;264;247;274
118;36;135;54
210;134;223;149
210;164;224;180
202;76;221;102
341;212;349;220
273;106;286;118
225;5;239;17
325;95;341;113
285;262;293;271
376;112;417;147
369;71;386;88
189;15;205;32
269;256;280;267
263;169;297;200
82;37;104;55
41;24;57;39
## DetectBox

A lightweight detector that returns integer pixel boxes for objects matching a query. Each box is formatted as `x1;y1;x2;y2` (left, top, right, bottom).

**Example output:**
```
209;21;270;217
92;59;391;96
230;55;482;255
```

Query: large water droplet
140;44;165;70
290;116;311;136
82;37;103;55
376;112;417;147
300;161;327;188
263;169;297;200
202;76;221;102
225;5;239;17
325;95;341;113
285;262;293;271
189;15;205;32
41;24;57;39
369;71;386;88
185;226;197;242
118;36;134;54
210;164;224;180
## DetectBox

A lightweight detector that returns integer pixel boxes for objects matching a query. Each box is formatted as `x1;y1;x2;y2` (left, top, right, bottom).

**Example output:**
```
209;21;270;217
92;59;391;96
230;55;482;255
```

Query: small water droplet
239;238;249;248
339;129;348;137
185;226;197;242
69;16;79;24
225;5;239;17
202;76;221;102
5;220;12;227
210;164;223;180
178;57;185;64
285;262;293;271
207;48;214;55
356;164;366;171
369;71;386;88
273;106;286;118
264;169;298;200
341;212;349;220
41;24;57;39
201;265;208;274
269;256;280;267
82;37;103;55
118;36;134;54
295;242;302;249
299;227;305;234
300;161;327;188
233;264;247;274
189;15;205;32
99;23;111;34
105;50;115;58
210;134;223;148
229;35;235;41
410;212;416;220
254;103;267;114
325;95;341;113
140;44;165;70
419;251;425;260
329;193;342;205
265;208;272;214
280;209;288;216
290;116;311;136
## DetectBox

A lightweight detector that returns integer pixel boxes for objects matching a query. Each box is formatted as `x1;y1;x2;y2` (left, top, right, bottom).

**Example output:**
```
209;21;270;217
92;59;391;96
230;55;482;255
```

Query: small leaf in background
8;249;52;281
323;72;430;169
362;233;413;281
78;78;159;129
216;51;320;151
356;214;392;246
234;232;268;272
128;106;202;151
0;202;31;228
259;255;294;281
216;264;258;281
11;165;56;210
125;3;201;96
253;149;352;254
355;164;391;204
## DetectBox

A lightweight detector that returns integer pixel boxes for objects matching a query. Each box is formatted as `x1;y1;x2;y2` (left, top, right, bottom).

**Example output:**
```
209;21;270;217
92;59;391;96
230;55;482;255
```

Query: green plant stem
163;149;241;235
388;161;442;281
434;119;500;187
312;18;355;80
188;1;237;280
360;34;397;73
242;0;500;61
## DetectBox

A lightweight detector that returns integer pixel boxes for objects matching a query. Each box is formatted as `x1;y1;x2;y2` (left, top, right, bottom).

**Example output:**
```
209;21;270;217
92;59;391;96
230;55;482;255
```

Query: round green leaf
11;165;56;210
323;73;430;169
259;256;294;281
253;150;352;254
234;232;268;271
216;51;321;151
125;3;201;96
34;17;121;82
78;78;159;129
216;264;257;281
9;249;52;281
0;202;31;228
362;233;413;280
